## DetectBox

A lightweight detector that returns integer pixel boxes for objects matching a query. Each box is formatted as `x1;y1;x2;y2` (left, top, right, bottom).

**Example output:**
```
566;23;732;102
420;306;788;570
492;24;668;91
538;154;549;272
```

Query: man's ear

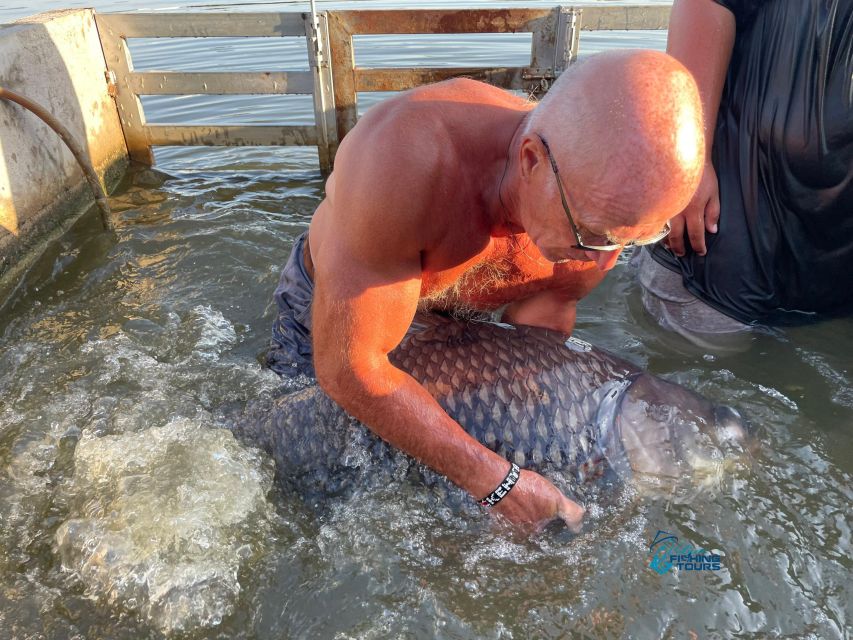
518;135;543;180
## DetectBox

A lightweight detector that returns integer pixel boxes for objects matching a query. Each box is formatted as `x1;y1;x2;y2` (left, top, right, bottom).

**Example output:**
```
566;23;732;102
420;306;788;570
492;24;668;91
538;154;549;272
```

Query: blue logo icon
648;530;723;575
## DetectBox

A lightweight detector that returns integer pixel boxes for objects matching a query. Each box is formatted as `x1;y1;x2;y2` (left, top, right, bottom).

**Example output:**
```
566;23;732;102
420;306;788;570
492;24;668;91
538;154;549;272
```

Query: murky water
1;1;851;638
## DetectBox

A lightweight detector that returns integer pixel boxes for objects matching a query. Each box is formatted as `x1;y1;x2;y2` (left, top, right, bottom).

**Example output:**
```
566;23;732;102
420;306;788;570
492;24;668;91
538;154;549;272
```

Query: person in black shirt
636;0;853;347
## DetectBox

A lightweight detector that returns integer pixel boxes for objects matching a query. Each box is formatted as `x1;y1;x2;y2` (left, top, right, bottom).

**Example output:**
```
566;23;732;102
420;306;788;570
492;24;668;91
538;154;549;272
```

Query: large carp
234;316;749;500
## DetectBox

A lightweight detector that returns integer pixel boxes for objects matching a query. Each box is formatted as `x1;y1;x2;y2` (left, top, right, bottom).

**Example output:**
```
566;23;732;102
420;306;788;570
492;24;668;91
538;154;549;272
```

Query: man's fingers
667;213;687;256
686;203;709;255
705;191;721;234
558;497;585;534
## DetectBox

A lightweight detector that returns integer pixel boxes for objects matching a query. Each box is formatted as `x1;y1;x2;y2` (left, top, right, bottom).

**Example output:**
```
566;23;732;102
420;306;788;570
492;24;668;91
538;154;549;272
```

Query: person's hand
492;469;585;532
665;160;720;257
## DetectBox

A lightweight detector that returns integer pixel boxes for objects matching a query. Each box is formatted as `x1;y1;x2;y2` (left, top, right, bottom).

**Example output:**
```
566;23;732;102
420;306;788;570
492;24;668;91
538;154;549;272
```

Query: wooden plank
577;5;671;31
355;67;531;92
145;124;318;146
332;9;554;35
97;12;306;38
327;12;358;145
129;71;315;95
94;13;153;164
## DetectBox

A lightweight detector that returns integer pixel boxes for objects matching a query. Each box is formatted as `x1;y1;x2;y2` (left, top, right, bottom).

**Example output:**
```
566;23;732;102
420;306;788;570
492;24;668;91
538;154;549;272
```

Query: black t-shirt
650;0;853;325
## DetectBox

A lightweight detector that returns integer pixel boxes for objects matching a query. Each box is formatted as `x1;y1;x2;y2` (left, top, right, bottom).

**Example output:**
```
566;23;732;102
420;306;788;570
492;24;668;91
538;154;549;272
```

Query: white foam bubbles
54;419;274;635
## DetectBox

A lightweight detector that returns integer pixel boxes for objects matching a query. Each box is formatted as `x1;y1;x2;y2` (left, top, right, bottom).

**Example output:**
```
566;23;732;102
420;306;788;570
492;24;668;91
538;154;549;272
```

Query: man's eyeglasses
537;134;671;252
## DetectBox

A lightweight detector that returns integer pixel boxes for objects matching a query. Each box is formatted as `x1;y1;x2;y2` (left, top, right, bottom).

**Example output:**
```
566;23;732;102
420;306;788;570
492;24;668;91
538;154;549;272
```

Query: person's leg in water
631;248;753;352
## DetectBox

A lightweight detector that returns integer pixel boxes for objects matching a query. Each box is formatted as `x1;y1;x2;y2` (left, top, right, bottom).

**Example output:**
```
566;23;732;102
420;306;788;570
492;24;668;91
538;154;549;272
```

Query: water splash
55;419;274;635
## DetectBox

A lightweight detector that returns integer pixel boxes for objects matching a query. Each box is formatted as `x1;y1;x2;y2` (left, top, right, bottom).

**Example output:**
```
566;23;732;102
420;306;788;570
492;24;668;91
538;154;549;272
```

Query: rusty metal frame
326;8;569;144
94;5;671;174
305;9;337;173
324;4;670;154
94;12;333;169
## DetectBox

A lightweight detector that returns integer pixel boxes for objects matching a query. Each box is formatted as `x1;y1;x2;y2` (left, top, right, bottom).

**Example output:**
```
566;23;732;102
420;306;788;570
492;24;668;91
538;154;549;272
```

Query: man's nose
585;249;622;271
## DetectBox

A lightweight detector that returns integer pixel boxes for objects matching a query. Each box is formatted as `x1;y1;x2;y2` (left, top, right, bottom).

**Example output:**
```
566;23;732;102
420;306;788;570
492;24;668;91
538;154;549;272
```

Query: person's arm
664;0;736;256
502;289;578;335
312;236;583;529
311;120;584;530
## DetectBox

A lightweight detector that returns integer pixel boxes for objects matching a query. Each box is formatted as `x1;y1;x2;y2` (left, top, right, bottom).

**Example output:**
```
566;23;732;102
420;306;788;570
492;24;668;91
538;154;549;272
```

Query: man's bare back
309;79;604;333
271;50;705;528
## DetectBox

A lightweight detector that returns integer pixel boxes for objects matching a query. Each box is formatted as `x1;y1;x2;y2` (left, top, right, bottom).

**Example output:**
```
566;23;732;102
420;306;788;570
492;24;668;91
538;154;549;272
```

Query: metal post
555;7;582;72
326;12;358;149
94;14;154;165
526;7;560;98
569;8;582;65
305;5;337;176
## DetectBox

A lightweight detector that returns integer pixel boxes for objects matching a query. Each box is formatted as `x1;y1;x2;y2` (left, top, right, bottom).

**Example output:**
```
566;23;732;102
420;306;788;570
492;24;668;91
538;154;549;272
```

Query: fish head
601;373;754;491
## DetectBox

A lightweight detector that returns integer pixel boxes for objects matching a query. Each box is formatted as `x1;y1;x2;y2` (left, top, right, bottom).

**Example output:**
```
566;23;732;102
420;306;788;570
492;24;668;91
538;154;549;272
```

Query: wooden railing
95;5;671;175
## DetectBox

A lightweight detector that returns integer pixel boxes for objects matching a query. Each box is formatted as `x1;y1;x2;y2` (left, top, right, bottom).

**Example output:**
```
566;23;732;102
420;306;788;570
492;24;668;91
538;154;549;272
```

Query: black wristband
478;462;521;507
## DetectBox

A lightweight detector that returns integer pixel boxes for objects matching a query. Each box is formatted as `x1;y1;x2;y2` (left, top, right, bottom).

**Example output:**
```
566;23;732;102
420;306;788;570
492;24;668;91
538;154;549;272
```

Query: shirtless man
267;49;705;529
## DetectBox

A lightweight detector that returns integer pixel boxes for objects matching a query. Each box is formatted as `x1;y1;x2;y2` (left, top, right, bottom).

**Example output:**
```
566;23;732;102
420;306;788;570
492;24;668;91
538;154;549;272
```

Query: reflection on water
1;2;851;638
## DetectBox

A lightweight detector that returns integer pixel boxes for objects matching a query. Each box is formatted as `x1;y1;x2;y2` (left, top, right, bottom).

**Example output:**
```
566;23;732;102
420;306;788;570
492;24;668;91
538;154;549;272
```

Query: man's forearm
668;0;736;154
317;358;513;500
501;291;577;335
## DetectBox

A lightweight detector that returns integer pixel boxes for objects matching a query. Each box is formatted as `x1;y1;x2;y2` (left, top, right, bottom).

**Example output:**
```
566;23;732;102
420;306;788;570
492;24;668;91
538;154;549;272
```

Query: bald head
524;49;704;233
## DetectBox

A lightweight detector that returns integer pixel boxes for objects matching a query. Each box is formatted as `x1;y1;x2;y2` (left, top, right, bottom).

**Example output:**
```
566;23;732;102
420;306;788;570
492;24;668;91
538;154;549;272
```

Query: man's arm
501;288;578;335
311;225;583;528
664;0;736;256
310;114;584;528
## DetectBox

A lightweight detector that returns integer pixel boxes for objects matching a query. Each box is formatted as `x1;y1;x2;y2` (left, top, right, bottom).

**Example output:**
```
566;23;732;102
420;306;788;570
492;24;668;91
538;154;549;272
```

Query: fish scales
233;315;746;498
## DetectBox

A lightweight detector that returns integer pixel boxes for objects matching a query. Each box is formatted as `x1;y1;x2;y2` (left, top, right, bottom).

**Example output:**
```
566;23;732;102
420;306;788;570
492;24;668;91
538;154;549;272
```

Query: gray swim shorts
267;232;316;378
632;247;752;351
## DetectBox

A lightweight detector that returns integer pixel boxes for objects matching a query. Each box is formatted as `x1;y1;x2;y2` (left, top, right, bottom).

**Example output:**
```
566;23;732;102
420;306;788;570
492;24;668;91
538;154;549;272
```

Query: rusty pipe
0;86;114;231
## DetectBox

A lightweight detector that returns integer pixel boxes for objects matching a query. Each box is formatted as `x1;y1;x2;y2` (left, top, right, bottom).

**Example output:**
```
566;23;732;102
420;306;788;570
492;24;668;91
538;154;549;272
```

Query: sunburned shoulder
326;79;523;250
322;85;469;251
405;77;523;105
331;82;476;199
345;78;523;146
337;79;525;173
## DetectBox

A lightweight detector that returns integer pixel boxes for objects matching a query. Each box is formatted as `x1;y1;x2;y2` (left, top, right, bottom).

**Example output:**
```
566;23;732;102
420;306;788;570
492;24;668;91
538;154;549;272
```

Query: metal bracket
306;24;328;68
307;0;328;68
104;69;117;97
522;67;557;94
522;67;557;80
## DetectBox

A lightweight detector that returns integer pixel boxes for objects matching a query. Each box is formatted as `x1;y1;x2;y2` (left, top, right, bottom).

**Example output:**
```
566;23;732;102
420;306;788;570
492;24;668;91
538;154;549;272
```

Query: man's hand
493;469;585;532
665;160;720;256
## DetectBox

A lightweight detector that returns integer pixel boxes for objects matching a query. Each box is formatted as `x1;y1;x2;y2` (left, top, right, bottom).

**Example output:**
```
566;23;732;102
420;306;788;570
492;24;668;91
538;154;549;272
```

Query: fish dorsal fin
401;314;469;347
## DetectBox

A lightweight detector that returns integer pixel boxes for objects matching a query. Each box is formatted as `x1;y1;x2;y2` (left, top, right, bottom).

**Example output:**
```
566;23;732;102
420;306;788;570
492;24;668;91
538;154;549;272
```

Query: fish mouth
595;373;753;483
